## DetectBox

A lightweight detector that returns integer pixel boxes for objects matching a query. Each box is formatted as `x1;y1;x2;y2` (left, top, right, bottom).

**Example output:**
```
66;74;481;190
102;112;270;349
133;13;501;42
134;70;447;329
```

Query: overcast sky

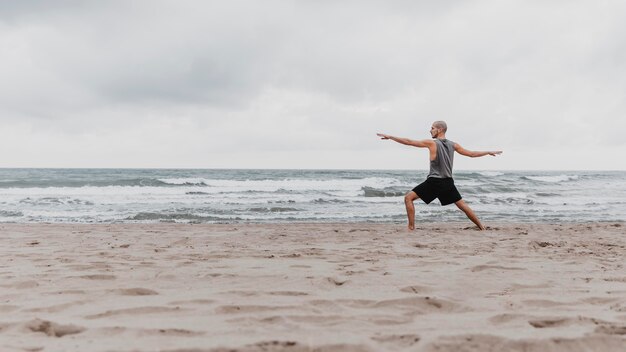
1;0;624;170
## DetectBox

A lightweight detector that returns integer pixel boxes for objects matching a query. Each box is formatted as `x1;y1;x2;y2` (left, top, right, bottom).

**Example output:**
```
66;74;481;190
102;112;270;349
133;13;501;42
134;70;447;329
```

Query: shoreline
1;219;624;225
1;222;624;351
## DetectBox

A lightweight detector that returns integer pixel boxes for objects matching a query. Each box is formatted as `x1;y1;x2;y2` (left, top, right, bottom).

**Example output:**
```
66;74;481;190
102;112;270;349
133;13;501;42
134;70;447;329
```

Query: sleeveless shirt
428;139;455;178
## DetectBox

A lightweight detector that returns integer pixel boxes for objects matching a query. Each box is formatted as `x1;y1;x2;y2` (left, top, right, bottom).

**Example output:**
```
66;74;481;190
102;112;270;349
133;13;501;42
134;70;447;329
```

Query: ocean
0;169;624;224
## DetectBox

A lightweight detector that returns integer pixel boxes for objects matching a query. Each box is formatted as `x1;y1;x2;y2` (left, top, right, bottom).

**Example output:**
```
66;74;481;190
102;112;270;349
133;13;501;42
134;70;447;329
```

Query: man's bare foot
408;224;415;231
478;225;486;231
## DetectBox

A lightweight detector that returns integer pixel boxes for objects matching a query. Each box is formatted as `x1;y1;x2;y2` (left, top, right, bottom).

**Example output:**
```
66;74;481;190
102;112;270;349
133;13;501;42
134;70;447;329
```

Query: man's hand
488;151;503;156
377;133;390;140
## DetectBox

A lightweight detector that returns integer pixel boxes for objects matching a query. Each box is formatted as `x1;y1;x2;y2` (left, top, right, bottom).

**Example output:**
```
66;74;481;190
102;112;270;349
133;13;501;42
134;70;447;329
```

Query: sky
0;0;624;170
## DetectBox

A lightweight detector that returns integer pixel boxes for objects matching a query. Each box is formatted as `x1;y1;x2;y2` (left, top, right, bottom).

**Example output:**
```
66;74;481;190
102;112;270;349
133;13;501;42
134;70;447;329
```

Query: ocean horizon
1;168;625;224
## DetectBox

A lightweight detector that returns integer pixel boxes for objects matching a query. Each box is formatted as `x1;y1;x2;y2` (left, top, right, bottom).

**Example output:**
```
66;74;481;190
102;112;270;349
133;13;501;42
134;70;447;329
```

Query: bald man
377;121;502;231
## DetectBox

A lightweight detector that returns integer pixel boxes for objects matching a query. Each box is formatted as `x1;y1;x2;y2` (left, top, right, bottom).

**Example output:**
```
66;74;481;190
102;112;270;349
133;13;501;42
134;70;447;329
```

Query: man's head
430;121;447;138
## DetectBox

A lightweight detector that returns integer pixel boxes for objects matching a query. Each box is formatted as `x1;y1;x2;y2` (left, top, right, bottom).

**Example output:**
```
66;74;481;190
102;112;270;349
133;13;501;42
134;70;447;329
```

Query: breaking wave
362;186;406;197
523;175;579;183
0;169;624;223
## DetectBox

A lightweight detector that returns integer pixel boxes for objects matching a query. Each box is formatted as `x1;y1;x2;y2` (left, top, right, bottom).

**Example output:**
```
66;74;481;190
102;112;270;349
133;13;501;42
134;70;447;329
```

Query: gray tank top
428;139;455;178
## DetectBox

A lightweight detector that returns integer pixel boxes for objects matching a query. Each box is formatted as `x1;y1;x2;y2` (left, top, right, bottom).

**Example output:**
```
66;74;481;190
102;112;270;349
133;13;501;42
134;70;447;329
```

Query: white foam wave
158;178;208;185
479;171;504;177
525;175;579;183
2;170;623;224
159;177;401;192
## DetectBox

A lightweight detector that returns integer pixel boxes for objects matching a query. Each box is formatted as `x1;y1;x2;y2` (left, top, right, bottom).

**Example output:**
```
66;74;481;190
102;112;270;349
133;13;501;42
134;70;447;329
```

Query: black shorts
412;177;462;206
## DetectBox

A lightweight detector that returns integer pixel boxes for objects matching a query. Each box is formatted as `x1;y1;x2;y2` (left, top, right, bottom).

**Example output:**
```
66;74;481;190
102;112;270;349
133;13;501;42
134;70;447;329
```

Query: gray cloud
0;0;624;169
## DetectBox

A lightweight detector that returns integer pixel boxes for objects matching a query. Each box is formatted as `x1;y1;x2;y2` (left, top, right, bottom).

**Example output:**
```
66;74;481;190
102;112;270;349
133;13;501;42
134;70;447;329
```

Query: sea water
0;169;624;224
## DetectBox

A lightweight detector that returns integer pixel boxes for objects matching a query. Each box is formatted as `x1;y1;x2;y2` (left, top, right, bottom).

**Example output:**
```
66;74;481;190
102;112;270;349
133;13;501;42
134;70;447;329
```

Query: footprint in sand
24;319;85;337
610;303;626;312
343;270;367;276
267;291;309;296
371;333;421;347
168;299;215;306
423;334;626;351
85;306;183;319
528;317;572;328
528;316;608;329
470;265;526;272
372;296;466;313
215;305;296;314
580;297;622;305
595;324;626;335
244;341;369;352
604;277;626;283
528;240;564;249
45;289;87;295
400;285;433;294
348;229;375;233
77;274;116;280
136;328;205;337
224;290;260;297
111;288;158;296
489;313;529;325
326;277;350;286
246;341;299;350
325;296;467;314
256;316;288;324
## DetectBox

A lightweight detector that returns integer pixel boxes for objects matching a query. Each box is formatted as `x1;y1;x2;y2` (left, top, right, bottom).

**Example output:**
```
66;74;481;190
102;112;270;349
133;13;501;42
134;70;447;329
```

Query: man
377;121;502;231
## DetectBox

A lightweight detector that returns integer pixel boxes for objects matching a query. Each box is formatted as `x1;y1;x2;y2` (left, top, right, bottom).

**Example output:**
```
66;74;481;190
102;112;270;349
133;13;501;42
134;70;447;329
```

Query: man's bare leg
404;191;419;231
455;199;485;230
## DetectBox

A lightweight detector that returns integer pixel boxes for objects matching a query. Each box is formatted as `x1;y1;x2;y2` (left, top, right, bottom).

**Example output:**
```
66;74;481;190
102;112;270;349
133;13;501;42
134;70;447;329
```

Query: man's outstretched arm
377;133;433;148
454;143;502;157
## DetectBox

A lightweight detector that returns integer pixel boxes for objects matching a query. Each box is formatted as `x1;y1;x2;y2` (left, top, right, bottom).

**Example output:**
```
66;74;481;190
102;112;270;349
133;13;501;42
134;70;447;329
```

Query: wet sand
0;222;625;351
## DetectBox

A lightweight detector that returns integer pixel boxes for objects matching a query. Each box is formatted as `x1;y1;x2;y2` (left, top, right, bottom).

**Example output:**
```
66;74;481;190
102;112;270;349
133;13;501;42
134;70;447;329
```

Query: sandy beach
0;222;625;351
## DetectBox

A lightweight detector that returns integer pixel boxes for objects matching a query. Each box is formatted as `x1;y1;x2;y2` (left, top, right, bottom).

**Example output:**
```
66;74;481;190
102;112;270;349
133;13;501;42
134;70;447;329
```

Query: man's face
430;125;439;138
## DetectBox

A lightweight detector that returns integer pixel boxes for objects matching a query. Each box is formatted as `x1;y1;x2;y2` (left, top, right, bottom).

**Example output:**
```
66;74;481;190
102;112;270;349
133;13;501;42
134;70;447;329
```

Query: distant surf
0;169;624;223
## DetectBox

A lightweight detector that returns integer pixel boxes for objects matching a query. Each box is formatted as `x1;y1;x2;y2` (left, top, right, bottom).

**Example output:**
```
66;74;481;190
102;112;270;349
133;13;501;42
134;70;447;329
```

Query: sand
0;222;625;352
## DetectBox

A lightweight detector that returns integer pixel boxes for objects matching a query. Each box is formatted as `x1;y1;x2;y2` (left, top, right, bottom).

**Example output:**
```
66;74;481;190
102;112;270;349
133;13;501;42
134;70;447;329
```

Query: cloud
0;0;624;168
